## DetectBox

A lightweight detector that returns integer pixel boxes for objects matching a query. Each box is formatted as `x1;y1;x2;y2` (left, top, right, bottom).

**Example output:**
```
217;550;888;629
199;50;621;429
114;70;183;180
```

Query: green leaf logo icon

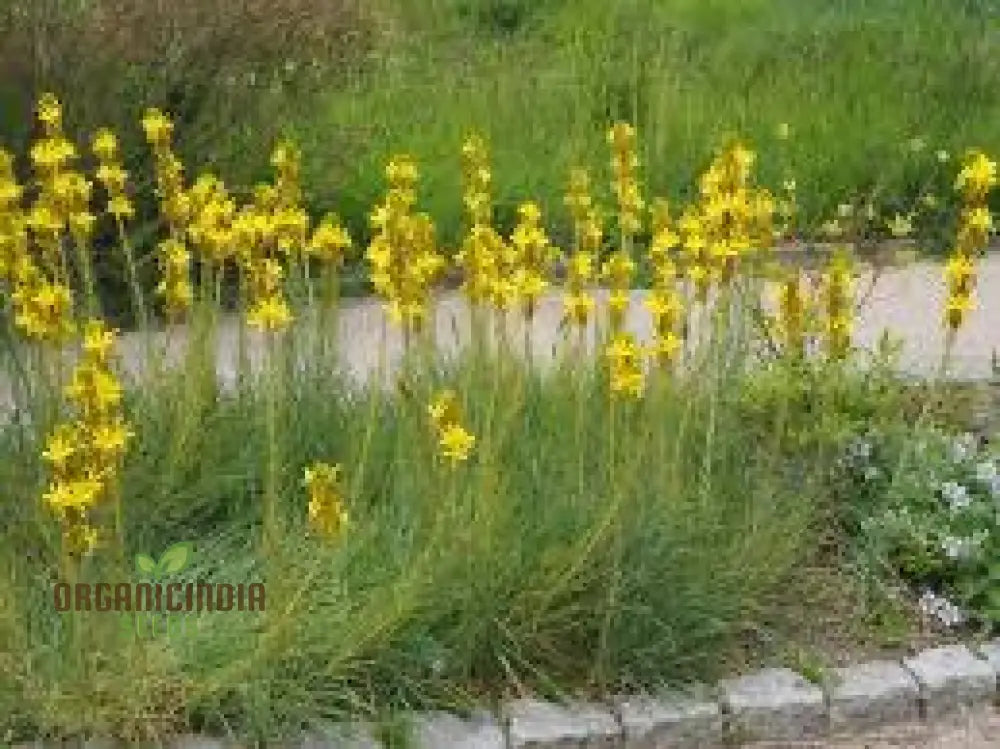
134;543;193;579
157;542;193;575
135;553;157;576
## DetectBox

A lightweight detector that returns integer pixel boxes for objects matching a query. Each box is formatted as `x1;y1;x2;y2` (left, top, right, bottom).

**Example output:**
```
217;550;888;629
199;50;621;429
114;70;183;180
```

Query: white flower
940;534;984;561
936;598;965;627
975;460;997;485
951;433;976;463
864;465;880;481
940;481;972;510
852;438;873;460
918;589;965;628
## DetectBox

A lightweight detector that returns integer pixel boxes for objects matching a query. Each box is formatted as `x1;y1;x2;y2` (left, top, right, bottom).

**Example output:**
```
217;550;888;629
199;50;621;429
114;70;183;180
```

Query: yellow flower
90;419;133;457
81;319;116;364
65;364;123;414
955;150;997;200
563;290;595;327
438;423;476;463
304;462;349;538
647;332;682;365
96;163;128;194
247;295;293;332
644;288;682;324
428;390;460;432
108;195;134;220
307;215;352;264
42;424;80;477
63;522;100;555
43;476;104;513
945;292;974;331
141;109;173;148
92;129;118;162
608;122;636;151
37;93;62;129
606;332;644;398
964;206;993;235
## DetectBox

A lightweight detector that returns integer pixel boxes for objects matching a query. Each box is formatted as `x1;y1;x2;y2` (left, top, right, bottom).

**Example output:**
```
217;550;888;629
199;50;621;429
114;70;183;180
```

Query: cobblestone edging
12;641;1000;748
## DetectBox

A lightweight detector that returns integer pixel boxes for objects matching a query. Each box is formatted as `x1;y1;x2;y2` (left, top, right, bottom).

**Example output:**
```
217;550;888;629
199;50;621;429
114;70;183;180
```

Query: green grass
298;0;1000;249
0;295;924;742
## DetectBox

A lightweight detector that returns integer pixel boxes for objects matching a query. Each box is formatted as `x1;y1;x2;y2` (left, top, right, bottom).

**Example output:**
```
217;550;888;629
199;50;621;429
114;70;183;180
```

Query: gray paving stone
719;667;827;742
826;659;920;733
975;639;1000;688
616;692;723;748
505;698;623;748
409;711;504;749
903;645;997;719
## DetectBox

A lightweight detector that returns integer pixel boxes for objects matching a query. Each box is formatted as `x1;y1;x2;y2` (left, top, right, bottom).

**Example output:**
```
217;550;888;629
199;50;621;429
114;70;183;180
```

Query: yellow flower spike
91;418;133;456
646;331;683;367
91;129;118;163
945;293;974;331
247;295;293;332
942;149;995;332
304;462;349;539
62;522;101;556
605;332;644;398
81;319;117;365
438;424;476;464
37;93;63;131
64;364;124;415
42;424;81;478
428;390;460;430
608;122;636;151
308;215;352;265
141;108;174;148
43;476;104;514
955;150;998;201
517;201;541;225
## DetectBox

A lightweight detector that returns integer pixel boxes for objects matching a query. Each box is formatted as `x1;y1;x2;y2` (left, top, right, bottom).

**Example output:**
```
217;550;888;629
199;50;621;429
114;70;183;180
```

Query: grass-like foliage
0;89;996;743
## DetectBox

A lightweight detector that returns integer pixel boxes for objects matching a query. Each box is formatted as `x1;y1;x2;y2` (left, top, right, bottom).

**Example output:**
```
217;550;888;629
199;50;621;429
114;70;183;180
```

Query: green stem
263;332;282;558
71;235;99;320
598;393;620;691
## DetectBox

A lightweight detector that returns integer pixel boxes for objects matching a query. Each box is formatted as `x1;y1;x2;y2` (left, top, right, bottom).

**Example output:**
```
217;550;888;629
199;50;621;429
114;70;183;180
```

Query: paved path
126;253;1000;379
2;254;999;416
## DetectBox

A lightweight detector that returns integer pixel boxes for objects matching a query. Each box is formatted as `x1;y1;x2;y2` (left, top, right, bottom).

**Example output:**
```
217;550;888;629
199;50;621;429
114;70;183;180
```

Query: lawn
300;0;1000;249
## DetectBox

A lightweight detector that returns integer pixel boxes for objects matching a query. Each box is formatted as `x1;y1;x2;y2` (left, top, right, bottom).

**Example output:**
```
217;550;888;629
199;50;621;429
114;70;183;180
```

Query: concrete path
2;253;999;416
124;252;1000;379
